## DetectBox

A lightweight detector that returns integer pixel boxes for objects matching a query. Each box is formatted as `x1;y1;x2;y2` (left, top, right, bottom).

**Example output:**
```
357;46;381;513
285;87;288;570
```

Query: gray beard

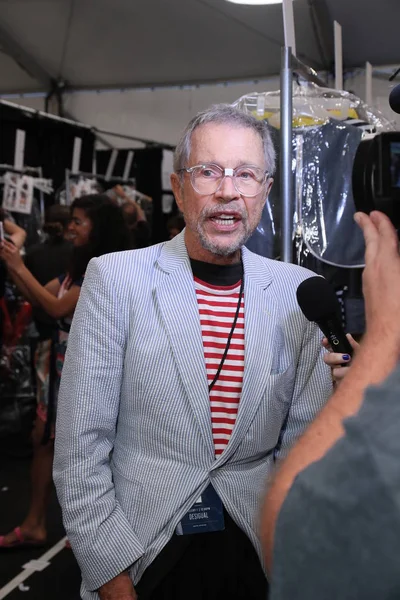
196;220;253;257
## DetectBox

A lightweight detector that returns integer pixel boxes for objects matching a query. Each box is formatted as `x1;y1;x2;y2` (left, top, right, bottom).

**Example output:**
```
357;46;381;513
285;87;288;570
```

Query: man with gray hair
54;104;332;600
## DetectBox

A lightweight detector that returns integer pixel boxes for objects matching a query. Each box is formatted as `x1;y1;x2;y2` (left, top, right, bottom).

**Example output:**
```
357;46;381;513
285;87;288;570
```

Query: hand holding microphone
322;334;360;383
297;210;400;384
296;275;358;383
296;276;353;354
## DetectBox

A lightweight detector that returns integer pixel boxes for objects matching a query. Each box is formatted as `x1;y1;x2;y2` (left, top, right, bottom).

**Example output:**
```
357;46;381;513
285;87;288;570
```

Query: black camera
353;131;400;229
353;82;400;229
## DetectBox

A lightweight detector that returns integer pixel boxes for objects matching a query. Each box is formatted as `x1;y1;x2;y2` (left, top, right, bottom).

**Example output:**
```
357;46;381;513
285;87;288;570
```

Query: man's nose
215;175;240;202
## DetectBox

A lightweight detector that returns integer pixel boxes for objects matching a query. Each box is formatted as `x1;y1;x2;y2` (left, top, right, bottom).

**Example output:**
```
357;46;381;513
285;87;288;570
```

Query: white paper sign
2;173;34;214
69;177;99;202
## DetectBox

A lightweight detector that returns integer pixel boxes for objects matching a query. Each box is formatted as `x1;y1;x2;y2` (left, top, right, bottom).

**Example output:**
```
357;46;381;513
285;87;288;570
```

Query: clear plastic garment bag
236;83;395;269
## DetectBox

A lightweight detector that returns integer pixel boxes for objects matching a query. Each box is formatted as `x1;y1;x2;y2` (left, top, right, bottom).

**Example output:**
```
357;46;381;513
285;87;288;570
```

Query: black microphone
389;83;400;115
296;276;353;357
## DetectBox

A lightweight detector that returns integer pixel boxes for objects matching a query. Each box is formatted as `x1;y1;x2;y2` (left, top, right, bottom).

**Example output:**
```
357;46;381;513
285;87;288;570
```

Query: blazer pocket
270;327;292;375
270;361;290;376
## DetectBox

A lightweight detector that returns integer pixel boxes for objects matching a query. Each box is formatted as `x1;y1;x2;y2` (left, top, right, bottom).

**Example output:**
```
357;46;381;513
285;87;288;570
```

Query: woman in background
0;209;26;347
0;194;130;549
25;204;73;344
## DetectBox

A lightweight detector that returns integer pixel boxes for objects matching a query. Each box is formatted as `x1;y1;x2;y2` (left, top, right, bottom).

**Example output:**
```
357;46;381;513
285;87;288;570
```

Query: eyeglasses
178;163;269;197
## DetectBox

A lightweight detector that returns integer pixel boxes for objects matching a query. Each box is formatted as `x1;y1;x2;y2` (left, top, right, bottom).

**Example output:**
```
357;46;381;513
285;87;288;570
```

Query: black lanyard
208;277;244;393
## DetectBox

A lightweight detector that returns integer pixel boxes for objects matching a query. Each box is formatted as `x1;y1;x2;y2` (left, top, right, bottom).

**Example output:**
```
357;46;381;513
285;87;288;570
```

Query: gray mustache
202;206;246;219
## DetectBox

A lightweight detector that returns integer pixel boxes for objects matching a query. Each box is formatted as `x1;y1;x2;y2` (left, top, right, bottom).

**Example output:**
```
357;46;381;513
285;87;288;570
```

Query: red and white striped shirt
194;276;245;456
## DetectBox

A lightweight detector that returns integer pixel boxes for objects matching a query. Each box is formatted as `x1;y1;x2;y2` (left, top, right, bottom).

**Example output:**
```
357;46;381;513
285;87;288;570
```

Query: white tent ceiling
0;0;399;96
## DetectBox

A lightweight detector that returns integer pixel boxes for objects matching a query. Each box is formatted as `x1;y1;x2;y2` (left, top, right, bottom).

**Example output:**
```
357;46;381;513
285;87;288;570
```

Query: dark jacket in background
25;238;72;339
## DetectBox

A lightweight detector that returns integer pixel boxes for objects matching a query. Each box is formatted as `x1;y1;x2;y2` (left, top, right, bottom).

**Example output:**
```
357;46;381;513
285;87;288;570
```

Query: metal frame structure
64;168;138;206
0;99;174;151
279;49;326;263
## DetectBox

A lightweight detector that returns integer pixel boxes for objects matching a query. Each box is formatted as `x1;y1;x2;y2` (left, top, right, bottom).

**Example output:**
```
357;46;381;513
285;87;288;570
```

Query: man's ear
266;178;274;198
171;173;184;213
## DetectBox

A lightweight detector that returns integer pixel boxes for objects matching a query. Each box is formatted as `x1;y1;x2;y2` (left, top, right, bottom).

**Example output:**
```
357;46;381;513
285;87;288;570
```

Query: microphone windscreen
389;83;400;115
296;276;339;322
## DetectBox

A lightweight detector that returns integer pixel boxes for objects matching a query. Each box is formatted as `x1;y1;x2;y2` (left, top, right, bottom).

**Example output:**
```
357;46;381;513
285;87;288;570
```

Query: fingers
322;334;359;354
354;211;378;238
355;211;399;261
323;352;352;385
323;351;352;368
1;239;16;252
346;333;360;353
322;333;361;385
331;366;350;382
0;240;18;262
370;210;395;233
354;212;379;263
370;211;399;254
0;245;14;258
321;337;330;350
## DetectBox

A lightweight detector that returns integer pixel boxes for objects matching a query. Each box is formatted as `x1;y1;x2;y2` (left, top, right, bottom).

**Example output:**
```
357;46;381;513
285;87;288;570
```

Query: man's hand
354;210;400;353
98;572;137;600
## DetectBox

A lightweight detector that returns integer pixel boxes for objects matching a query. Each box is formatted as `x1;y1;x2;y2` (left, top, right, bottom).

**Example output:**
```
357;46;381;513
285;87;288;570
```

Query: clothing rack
0;164;42;175
67;168;136;184
0;163;46;218
65;169;150;206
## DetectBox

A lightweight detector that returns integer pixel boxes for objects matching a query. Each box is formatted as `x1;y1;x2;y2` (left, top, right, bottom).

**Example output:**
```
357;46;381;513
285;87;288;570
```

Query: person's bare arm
3;219;26;249
8;269;39;305
0;240;79;319
262;210;400;571
262;333;398;570
98;572;137;600
44;278;62;297
8;272;60;307
14;267;80;319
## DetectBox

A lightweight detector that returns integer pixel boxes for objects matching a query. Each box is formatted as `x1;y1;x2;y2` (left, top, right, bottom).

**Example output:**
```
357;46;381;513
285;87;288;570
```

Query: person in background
121;200;151;248
0;194;130;549
166;213;185;239
25;204;73;344
53;104;332;600
0;208;26;347
262;211;400;599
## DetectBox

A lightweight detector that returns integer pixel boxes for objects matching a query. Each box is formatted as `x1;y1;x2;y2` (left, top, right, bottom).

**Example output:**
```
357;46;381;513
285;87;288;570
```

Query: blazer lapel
214;248;277;466
154;234;214;459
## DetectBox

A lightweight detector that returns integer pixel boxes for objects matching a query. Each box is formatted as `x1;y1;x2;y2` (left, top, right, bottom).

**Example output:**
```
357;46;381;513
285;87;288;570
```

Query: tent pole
280;46;293;264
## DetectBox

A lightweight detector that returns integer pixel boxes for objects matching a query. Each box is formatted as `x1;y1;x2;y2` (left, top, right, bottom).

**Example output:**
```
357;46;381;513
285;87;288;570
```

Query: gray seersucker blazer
53;231;332;599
